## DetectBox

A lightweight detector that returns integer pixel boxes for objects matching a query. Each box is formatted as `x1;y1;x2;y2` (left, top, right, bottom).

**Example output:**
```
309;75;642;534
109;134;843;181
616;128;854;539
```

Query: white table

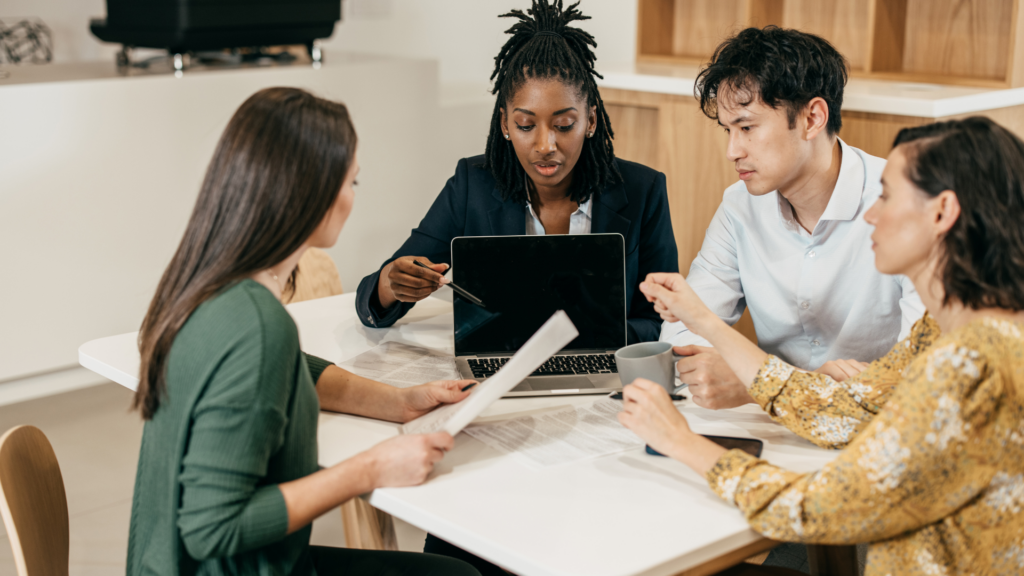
80;293;839;576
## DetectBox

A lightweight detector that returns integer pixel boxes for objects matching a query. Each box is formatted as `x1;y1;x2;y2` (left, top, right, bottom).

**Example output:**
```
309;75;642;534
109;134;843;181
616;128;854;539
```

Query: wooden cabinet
638;0;1024;88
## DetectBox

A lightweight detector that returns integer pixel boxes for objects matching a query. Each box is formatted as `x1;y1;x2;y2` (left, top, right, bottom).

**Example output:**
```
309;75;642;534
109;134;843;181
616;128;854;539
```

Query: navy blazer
355;155;679;343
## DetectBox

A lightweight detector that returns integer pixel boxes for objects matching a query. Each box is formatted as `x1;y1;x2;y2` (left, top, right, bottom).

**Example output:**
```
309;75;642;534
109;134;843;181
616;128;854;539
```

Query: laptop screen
452;234;626;356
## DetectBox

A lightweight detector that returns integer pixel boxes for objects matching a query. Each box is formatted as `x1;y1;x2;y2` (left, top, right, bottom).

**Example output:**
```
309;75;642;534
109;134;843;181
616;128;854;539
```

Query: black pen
413;260;486;308
461;382;477;392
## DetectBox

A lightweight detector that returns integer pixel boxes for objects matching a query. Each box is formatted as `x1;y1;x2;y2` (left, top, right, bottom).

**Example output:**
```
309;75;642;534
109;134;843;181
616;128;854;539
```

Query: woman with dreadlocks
355;0;678;344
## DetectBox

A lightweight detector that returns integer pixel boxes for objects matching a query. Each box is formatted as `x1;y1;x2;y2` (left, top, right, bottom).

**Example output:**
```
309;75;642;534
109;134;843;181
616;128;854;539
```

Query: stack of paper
337;342;461;388
464;399;643;468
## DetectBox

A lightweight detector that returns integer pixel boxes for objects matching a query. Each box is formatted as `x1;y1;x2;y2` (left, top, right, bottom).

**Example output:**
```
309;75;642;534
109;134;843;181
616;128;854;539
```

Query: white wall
328;0;638;86
0;57;448;382
1;0;116;63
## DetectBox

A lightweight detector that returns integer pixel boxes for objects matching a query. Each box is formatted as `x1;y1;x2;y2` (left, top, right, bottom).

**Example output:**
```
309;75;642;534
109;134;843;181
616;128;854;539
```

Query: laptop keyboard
467;354;618;379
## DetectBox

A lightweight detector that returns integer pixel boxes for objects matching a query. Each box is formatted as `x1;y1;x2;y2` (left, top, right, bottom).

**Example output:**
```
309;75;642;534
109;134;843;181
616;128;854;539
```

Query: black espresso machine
90;0;341;70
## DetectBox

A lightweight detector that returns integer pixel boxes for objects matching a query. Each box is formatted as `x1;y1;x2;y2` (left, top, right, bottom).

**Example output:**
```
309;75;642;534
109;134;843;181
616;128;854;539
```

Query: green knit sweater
127;280;333;575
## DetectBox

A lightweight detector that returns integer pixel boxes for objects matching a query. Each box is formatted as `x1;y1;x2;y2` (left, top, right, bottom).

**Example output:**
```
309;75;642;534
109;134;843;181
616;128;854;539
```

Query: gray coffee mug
614;341;683;394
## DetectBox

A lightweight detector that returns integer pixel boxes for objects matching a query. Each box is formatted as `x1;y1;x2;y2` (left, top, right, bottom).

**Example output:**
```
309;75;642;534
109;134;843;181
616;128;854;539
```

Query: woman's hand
618;378;729;477
398;379;476;422
617;379;693;459
816;359;869;382
364;432;454;488
378;256;449;309
639;273;718;335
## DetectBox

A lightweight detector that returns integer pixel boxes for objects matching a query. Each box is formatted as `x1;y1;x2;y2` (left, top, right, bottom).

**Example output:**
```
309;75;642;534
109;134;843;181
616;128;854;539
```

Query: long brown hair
135;87;357;419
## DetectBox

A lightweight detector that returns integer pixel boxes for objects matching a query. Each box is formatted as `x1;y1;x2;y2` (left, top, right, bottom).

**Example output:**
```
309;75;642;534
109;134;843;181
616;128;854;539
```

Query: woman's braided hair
484;0;620;205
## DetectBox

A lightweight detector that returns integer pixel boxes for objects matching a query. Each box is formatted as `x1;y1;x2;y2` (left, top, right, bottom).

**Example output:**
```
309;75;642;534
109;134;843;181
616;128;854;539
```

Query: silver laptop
452;234;626;397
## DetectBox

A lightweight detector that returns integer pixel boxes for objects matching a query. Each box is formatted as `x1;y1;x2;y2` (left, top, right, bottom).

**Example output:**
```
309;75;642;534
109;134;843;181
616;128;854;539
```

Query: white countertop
7;56;1024;118
0;52;395;89
597;61;1024;118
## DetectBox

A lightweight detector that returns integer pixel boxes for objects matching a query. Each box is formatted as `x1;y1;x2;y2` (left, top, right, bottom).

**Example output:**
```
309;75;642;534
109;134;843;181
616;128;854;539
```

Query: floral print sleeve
749;314;941;449
706;318;1024;576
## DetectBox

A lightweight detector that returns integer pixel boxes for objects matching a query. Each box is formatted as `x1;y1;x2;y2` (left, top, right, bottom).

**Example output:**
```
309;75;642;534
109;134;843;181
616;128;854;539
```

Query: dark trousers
309;545;480;576
423;534;508;576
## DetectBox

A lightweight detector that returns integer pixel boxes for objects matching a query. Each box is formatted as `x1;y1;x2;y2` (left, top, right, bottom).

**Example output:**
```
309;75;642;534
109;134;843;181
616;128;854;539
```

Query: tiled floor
0;382;358;574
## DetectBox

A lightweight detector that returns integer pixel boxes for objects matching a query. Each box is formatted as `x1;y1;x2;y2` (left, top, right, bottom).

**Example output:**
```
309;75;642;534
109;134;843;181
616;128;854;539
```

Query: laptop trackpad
525;376;596;391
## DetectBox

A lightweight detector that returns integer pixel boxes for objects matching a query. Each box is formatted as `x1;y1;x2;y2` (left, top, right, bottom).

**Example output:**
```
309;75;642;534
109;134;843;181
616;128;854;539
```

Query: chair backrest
0;425;69;576
284;247;344;304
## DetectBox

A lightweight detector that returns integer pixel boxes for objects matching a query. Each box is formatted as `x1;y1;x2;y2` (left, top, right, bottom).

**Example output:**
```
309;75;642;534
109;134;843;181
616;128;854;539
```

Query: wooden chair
0;425;70;576
283;247;345;305
283;248;398;551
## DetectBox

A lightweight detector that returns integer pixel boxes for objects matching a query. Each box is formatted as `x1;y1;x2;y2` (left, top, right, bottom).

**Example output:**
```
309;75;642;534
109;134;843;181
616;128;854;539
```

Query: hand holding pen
377;255;451;308
413;260;486;308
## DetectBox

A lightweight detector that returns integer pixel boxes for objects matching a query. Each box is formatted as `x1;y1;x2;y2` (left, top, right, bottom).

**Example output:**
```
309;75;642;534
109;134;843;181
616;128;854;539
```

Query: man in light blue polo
662;26;923;411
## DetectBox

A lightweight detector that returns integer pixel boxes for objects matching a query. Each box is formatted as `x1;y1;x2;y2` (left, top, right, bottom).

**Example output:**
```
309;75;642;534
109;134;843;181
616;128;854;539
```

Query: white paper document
464;398;642;468
401;311;579;436
337;342;461;388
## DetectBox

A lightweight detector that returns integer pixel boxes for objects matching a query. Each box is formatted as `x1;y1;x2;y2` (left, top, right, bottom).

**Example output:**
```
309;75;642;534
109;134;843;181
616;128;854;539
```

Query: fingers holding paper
366;432;454;488
400;379;477;422
617;378;692;459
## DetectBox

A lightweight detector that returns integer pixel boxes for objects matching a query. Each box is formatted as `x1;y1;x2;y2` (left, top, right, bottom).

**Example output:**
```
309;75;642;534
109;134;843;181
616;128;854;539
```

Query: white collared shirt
661;139;924;370
525;197;592;235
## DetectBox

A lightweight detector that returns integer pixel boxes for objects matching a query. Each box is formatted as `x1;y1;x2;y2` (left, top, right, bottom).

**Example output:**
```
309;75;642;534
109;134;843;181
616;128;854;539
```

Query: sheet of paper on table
337;342;461;388
401;310;579;436
464;398;643;468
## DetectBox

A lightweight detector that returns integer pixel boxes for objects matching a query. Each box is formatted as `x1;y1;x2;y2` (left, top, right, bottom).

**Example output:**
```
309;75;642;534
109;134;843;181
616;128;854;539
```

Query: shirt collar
819;138;864;222
526;197;592;220
776;138;865;234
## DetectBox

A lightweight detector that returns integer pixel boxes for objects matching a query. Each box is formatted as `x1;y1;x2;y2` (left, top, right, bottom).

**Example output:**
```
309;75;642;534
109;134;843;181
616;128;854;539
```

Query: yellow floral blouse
707;317;1024;576
750;313;942;449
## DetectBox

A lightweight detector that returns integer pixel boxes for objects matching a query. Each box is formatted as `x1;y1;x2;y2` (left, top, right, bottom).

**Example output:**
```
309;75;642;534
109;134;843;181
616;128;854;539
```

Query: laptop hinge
466;349;612;358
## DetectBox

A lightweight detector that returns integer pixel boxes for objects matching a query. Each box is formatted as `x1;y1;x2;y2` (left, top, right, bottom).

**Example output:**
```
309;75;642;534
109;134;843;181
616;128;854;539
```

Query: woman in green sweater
127;88;481;576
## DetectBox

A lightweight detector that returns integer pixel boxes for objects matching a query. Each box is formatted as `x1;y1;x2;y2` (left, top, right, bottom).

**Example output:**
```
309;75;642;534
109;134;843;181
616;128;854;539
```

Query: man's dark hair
484;0;620;205
893;117;1024;311
695;26;849;135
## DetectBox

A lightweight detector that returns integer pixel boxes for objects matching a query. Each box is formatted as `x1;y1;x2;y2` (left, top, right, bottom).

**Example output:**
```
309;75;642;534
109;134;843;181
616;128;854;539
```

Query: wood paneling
640;0;1024;87
867;0;908;73
902;0;1014;80
605;85;1024;346
639;0;677;57
785;0;871;70
603;88;758;342
842;103;1024;159
671;0;748;57
605;103;661;169
748;0;785;29
840;110;930;157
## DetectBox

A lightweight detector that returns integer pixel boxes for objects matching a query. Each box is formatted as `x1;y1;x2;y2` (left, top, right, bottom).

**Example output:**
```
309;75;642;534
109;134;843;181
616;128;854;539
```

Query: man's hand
398;379;476;422
675;345;755;409
377;256;449;309
816;359;869;382
639;273;718;334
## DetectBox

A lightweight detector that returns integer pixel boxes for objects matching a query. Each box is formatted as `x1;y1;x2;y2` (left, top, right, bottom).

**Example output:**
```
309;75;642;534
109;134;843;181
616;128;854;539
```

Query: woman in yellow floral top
754;312;940;449
620;117;1024;576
